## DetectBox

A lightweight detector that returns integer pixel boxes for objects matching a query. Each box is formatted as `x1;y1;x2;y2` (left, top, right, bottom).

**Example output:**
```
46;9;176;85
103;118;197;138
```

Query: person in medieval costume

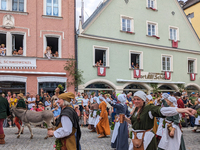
88;92;99;132
96;95;110;138
0;89;10;144
107;94;130;150
146;95;158;134
191;98;200;132
158;96;186;150
156;93;170;145
48;92;81;150
124;91;196;150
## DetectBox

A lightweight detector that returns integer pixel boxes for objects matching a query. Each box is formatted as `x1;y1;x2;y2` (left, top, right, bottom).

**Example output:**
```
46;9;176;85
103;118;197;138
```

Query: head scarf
134;91;146;102
118;94;127;104
146;95;152;101
99;95;106;102
162;93;170;99
168;96;177;107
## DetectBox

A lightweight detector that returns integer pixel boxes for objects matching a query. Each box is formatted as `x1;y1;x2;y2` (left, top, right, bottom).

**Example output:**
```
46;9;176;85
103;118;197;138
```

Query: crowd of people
0;87;199;150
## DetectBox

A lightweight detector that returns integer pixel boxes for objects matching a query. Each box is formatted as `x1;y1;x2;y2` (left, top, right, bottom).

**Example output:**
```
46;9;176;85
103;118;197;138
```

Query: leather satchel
131;131;145;150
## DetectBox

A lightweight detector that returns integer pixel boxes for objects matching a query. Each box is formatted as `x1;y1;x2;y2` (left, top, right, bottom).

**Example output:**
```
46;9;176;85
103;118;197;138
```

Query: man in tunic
96;96;110;138
48;92;81;150
0;89;10;144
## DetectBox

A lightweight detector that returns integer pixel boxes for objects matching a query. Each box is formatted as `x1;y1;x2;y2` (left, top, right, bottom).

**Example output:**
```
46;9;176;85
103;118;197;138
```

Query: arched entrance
158;85;175;93
123;84;147;94
185;85;199;95
84;82;114;96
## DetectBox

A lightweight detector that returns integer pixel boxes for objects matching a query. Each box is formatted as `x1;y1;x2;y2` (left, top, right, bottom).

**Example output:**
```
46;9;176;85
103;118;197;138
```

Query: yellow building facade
183;1;200;38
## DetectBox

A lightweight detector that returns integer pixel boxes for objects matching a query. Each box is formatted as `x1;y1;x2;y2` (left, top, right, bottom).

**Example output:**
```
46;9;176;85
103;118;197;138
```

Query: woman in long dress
109;94;130;150
124;91;196;150
158;96;186;150
96;96;110;138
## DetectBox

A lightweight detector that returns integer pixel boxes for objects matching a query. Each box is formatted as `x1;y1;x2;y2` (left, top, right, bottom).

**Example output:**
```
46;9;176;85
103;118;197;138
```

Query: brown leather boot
0;134;5;144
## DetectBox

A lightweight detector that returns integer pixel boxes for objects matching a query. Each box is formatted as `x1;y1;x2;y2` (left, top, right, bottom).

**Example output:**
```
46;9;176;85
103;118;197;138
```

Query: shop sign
140;72;166;80
0;57;36;68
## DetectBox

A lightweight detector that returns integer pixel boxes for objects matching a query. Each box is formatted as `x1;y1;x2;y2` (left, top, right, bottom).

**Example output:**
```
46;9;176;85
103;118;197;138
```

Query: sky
76;0;103;28
76;0;188;28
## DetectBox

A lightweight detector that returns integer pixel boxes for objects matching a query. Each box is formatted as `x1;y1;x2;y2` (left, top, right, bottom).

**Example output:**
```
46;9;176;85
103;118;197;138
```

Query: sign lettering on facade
0;57;36;68
139;72;166;80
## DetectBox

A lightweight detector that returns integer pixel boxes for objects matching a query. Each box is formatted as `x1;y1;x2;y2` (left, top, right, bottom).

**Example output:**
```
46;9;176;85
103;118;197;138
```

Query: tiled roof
82;0;110;29
183;0;200;9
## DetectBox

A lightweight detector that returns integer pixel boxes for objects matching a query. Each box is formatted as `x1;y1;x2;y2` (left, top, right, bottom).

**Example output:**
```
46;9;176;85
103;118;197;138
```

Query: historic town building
77;0;200;94
0;0;76;95
183;0;200;38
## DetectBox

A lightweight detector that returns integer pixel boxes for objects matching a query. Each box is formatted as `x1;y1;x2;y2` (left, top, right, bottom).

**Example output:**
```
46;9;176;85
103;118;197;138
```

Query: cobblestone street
0;127;199;150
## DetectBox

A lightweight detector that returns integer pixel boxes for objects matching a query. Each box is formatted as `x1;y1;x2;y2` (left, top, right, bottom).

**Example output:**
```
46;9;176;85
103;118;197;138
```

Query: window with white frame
148;23;156;36
45;0;60;16
147;0;157;9
44;35;61;58
121;16;134;32
188;58;197;73
162;56;171;71
93;46;109;67
129;50;143;69
169;27;179;41
12;34;24;56
0;0;7;10
12;0;24;12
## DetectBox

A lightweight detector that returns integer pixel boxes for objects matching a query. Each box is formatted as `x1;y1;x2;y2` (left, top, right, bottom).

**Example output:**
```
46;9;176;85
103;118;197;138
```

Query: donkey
11;106;55;139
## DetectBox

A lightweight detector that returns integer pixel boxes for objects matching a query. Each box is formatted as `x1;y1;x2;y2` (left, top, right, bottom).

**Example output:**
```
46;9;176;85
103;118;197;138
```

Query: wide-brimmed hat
38;102;44;106
17;93;24;98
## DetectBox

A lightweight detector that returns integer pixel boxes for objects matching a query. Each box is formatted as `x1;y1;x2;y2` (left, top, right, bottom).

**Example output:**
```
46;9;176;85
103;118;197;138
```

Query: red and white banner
190;73;196;81
97;67;106;76
172;40;178;48
134;69;141;78
165;72;171;80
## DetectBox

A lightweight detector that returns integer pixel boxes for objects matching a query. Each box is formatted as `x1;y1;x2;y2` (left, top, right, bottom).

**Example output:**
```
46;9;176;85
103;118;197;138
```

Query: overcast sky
76;0;188;28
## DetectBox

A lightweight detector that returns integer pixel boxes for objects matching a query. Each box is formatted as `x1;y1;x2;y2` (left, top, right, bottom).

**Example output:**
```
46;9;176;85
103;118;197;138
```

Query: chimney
81;0;84;24
78;16;84;35
178;0;185;8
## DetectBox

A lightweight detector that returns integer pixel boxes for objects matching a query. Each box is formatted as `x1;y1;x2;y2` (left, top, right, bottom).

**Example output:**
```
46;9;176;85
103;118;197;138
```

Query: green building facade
77;0;200;94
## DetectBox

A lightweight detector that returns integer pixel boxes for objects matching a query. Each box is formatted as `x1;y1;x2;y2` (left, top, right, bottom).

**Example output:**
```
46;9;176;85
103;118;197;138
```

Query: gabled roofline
82;0;112;33
81;0;200;43
183;1;200;10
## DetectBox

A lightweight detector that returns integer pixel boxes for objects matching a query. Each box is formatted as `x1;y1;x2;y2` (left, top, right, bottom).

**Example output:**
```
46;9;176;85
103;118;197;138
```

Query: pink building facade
0;0;75;95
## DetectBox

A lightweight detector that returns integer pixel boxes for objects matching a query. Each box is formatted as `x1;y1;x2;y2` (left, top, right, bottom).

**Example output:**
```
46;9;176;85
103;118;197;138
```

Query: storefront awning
117;79;185;84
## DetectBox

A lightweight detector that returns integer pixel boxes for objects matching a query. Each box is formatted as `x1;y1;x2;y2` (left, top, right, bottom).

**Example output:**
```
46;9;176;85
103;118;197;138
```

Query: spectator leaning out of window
0;44;6;56
44;46;52;59
18;47;23;55
131;62;135;69
53;51;58;57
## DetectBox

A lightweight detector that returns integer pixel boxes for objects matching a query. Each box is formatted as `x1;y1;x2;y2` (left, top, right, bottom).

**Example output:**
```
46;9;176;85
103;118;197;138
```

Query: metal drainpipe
74;0;78;92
